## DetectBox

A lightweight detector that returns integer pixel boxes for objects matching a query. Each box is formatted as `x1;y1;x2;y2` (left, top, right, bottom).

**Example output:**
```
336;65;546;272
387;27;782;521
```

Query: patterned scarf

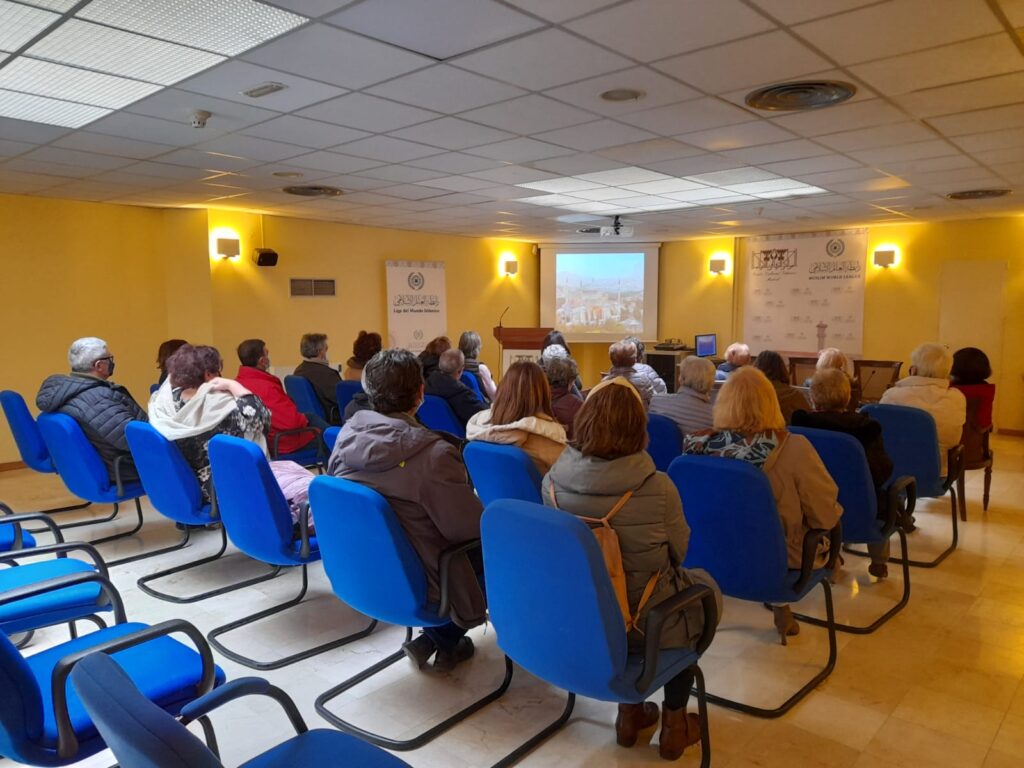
681;429;785;469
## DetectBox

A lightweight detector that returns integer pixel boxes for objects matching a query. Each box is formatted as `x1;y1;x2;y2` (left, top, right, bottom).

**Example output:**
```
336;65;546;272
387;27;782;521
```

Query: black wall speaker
252;248;278;267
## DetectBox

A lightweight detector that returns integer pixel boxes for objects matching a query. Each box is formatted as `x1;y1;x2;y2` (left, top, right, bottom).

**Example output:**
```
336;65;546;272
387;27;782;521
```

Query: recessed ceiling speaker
945;189;1011;200
253;248;278;267
745;80;857;111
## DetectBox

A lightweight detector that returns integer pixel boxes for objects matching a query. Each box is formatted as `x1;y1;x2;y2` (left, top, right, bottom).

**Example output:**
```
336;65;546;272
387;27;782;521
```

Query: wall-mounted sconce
709;257;727;275
502;258;519;276
872;244;900;269
216;237;240;260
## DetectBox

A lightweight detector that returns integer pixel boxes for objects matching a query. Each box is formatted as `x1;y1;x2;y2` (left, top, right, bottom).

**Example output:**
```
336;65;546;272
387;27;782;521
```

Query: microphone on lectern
498;306;511;329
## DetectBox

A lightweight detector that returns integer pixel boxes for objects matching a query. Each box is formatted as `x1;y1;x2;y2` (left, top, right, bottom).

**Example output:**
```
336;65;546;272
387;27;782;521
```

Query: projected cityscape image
555;252;645;334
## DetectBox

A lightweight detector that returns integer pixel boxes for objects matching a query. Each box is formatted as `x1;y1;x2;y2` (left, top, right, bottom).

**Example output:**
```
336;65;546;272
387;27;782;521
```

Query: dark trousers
423;548;486;652
663;668;696;710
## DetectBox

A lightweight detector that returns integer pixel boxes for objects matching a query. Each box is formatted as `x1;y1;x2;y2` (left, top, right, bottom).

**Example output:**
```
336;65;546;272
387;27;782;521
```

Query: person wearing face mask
36;336;147;483
235;338;318;456
293;332;342;424
327;348;484;672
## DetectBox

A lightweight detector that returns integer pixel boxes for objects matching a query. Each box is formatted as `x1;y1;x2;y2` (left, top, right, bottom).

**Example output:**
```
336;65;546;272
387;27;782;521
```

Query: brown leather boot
615;702;659;747
658;706;701;760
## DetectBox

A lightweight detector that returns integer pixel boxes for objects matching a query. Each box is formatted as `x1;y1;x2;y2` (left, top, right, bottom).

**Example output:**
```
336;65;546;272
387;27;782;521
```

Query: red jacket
236;366;315;455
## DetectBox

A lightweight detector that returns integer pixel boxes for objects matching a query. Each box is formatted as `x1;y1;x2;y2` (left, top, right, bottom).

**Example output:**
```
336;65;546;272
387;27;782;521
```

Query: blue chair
861;403;964;567
463;442;542;506
149;383;160;395
481;499;717;766
0;391;93;527
668;455;839;718
646;413;682;472
269;427;325;470
308;475;511;751
789;426;915;633
126;423;283;604
206;435;377;670
284;375;331;423
334;380;363;423
70;652;413;768
324;426;341;452
417;394;465;438
459;371;485;401
0;500;37;552
0;608;223;766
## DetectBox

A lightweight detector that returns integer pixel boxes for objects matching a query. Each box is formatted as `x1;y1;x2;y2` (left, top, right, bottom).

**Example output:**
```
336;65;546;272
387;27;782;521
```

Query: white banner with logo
742;229;867;356
386;260;447;353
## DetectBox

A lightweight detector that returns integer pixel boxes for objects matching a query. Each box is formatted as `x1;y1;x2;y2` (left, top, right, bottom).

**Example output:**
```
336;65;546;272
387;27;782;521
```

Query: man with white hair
36;337;147;482
715;342;751;381
880;342;966;474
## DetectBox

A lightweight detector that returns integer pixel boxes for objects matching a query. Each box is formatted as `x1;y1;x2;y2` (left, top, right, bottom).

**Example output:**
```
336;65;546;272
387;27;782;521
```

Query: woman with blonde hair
682;367;841;643
466;361;566;474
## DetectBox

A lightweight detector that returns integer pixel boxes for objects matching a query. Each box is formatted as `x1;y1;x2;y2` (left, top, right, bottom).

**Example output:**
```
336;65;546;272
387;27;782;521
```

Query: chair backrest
853;360;902;402
860;403;943;496
0;631;45;764
417;395;465;438
308;476;438;627
71;653;220;768
789;426;881;544
459;372;484;401
324;426;341;452
788;356;818;386
283;375;326;420
334;381;363;422
667;455;790;601
125;422;208;525
149;383;160;395
37;413;115;499
646;413;681;472
463;442;542;506
482;499;627;701
961;396;991;466
207;435;302;566
0;391;55;474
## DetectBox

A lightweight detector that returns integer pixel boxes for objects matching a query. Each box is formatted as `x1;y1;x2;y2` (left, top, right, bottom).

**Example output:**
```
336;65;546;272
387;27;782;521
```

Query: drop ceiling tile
567;0;773;62
530;153;628;175
415;175;495;192
797;167;894;185
242;162;336;184
194;134;308;162
452;28;631;91
793;0;1002;66
0;116;70;144
19;146;135;171
499;1;617;29
619;98;755;136
4;156;103;178
287;150;384;173
574;166;672;185
326;0;543;59
355;164;446;183
108;160;213;180
407;152;505;174
307;173;391;190
260;0;358;17
746;0;878;25
760;154;863;176
0;169;68;193
595;138;704;165
367;66;526;114
0;138;33;157
817;122;937;152
930;103;1024;138
954;128;1024;153
543;67;700;117
50;131;175;159
156;148;257;171
239;115;368;149
766;99;906;138
567;186;635;200
466;164;559;184
0;2;60;52
388;118;515;151
850;35;1023;96
643;154;746;176
177;61;347;112
298;92;439;133
127;90;279;135
849;140;958;165
535;120;658;152
458;95;595;135
335;135;441;162
973;145;1024;165
897;72;1024;119
418;192;490;206
242;23;432;89
721;139;831;164
466;137;574;163
372;183;446;200
676;120;796;152
86;112;207;146
874;154;979;175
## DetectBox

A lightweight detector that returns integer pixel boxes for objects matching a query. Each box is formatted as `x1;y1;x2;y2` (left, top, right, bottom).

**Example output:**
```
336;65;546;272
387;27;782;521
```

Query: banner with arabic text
386;260;447;353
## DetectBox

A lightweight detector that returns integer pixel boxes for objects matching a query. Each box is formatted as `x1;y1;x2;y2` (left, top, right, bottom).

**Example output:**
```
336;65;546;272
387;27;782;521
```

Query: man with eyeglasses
37;337;147;483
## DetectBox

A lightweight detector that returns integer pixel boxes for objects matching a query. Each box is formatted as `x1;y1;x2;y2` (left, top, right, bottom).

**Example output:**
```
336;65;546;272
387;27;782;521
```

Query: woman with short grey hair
650;356;715;436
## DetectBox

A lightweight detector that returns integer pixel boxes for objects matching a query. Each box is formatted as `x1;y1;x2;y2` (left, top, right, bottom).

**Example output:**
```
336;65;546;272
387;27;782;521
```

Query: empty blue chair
668;454;838;718
324;426;341;452
126;422;282;604
861;403;964;567
334;380;363;423
646;413;682;472
481;499;717;766
463;442;542;506
284;375;329;422
0;501;37;551
309;475;510;751
206;435;376;670
417;394;465;438
789;426;915;633
459;371;485;401
70;652;413;768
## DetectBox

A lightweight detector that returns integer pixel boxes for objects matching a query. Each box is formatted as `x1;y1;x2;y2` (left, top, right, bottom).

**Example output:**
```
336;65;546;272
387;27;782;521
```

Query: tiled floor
3;435;1024;767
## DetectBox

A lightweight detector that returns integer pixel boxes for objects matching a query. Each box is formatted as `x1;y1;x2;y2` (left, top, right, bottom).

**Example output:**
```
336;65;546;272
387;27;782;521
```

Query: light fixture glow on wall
209;226;241;261
216;237;240;260
873;244;900;269
709;251;731;275
499;250;518;277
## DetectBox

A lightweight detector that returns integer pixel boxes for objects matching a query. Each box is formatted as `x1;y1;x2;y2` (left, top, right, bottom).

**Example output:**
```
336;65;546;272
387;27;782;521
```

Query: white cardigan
879;376;966;474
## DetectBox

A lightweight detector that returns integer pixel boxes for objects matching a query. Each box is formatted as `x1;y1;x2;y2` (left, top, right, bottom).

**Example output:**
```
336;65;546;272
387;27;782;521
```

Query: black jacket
791;409;894;491
293;359;341;423
424;370;486;427
36;374;147;482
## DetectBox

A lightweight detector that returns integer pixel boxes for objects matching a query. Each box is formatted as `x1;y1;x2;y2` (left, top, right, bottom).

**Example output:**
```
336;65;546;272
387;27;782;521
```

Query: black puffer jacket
36;374;147;481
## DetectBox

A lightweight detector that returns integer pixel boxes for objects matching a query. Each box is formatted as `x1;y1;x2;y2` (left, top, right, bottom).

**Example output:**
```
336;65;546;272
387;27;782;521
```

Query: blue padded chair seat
0;559;108;634
290;537;318;557
240;729;413;768
0;526;36;551
27;622;226;746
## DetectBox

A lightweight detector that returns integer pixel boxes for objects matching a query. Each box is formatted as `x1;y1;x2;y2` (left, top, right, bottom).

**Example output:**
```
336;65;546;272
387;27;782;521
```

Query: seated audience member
424;348;487;427
543;355;583;438
604;341;654;410
235;338;318;456
879;343;966;474
458;330;497;401
418;336;451;379
650;356;715;435
715;342;751;381
543;377;722;759
682;367;841;644
805;347;861;408
37;337;146;483
328;349;484;670
342;330;382;382
156;339;187;387
624;336;667;395
754;350;809;424
950;346;995;429
293;332;341;422
541;338;583;394
793;369;894;578
466;361;566;474
540;329;572;358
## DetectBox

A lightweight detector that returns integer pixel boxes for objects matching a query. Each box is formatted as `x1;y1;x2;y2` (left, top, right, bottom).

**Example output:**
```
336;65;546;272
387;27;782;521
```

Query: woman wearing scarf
682;366;841;644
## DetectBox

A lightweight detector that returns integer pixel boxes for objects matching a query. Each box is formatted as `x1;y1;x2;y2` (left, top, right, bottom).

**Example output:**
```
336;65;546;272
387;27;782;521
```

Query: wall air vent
290;278;336;297
745;80;856;111
283;185;343;197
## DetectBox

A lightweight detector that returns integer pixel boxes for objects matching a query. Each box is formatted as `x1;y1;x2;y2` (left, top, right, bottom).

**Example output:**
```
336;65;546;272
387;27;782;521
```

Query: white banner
386;260;447;353
742;229;867;356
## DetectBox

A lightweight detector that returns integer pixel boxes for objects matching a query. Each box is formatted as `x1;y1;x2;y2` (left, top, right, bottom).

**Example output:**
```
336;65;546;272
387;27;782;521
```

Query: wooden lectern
492;326;553;376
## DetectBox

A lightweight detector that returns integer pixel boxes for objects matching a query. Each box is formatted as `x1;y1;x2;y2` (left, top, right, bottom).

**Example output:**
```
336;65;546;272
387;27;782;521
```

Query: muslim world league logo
407;271;425;290
826;239;845;257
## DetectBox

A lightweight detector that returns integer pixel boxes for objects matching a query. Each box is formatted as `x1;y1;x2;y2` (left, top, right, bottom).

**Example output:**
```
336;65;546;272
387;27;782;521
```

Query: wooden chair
956;396;994;519
788;356;818;386
853;360;902;403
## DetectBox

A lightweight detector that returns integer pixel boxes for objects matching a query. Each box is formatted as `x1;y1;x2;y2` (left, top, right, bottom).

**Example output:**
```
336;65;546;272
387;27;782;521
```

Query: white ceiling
1;0;1023;241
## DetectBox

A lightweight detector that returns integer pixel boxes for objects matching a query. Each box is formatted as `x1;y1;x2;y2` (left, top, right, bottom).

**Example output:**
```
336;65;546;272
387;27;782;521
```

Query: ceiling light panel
0;88;111;128
79;0;307;57
28;20;225;86
517;177;606;193
0;1;60;51
0;58;162;108
16;0;78;9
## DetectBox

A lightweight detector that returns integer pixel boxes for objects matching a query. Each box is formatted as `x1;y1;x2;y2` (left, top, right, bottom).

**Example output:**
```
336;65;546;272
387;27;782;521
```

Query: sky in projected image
556;252;644;335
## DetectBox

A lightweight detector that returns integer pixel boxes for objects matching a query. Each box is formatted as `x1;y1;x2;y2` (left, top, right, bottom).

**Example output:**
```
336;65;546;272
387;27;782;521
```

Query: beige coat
465;410;567;475
879;375;966;474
